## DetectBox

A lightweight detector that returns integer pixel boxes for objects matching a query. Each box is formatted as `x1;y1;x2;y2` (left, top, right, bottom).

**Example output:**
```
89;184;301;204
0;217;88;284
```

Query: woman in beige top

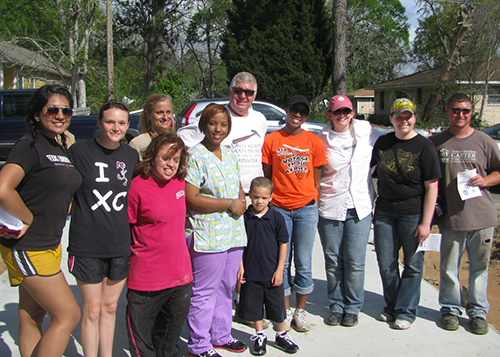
129;93;173;159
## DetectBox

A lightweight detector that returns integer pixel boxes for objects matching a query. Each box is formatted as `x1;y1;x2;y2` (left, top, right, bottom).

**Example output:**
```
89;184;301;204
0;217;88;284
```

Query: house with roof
366;58;500;125
347;88;375;119
0;40;71;90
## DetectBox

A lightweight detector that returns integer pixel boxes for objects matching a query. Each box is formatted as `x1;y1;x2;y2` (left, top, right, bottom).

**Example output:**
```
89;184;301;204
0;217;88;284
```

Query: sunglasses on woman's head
44;106;73;118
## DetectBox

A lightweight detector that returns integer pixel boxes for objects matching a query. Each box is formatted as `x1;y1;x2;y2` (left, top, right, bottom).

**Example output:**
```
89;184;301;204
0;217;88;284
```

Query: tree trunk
421;4;473;123
332;0;347;95
107;0;114;100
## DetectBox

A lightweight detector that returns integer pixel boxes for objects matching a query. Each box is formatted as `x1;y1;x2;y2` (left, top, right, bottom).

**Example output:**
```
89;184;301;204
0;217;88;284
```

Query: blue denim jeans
273;202;318;297
439;225;493;319
373;209;424;323
318;209;372;315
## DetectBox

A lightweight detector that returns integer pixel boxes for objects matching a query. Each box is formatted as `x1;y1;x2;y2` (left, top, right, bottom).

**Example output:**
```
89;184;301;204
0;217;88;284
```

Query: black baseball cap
287;95;310;111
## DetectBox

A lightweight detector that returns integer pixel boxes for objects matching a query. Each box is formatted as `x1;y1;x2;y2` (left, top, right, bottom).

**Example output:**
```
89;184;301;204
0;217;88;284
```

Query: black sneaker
442;314;459;331
275;333;299;354
214;338;247;353
470;317;489;335
341;313;358;327
250;333;267;355
189;349;222;357
325;312;343;326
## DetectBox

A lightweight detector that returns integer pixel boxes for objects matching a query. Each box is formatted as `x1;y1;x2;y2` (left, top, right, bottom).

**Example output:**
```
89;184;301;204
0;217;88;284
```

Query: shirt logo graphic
116;161;128;187
277;144;310;179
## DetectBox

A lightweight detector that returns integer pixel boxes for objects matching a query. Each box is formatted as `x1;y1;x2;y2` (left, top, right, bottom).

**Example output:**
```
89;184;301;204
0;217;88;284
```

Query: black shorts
68;255;129;284
238;280;286;323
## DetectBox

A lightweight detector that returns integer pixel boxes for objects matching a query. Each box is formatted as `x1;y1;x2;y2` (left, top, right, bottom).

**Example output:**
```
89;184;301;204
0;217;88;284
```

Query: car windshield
483;125;500;140
252;103;285;121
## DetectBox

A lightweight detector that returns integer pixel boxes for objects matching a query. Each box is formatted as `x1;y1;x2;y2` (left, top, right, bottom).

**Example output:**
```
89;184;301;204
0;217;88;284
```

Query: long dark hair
25;84;73;148
133;132;188;180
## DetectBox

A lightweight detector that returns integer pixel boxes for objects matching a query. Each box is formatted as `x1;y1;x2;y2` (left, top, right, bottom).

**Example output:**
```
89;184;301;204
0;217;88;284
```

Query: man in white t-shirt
177;72;268;193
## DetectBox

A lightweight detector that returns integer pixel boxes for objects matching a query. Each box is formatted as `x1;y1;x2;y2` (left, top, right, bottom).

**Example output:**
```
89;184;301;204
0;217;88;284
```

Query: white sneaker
378;311;394;322
393;318;411;330
285;309;293;331
293;309;311;332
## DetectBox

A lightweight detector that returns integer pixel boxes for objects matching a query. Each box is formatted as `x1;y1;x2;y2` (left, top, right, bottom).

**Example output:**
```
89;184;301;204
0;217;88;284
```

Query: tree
0;0;64;45
332;0;347;95
0;0;101;107
185;0;231;98
115;0;186;94
221;0;332;107
55;0;101;108
421;3;474;123
413;0;500;122
342;0;410;91
413;1;463;71
106;0;114;100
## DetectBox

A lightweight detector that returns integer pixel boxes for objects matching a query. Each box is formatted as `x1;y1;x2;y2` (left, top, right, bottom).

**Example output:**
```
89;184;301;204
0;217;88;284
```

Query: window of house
380;91;385;110
396;90;411;100
487;87;500;105
417;88;422;104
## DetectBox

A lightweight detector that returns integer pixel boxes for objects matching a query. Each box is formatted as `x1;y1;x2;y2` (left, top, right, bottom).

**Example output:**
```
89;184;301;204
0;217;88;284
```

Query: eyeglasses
289;106;309;117
232;87;255;97
391;100;417;111
44;106;73;118
450;107;472;115
330;108;352;115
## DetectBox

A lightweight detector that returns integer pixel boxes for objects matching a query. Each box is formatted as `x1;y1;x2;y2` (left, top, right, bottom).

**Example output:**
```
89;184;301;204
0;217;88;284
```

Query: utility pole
106;0;114;100
421;3;473;123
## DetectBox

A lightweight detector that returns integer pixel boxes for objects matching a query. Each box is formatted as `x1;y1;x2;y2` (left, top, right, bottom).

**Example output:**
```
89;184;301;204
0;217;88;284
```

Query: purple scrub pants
187;243;244;355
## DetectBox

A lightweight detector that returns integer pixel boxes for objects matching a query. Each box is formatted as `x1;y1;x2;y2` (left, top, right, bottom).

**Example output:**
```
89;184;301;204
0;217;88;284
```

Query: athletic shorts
239;280;286;323
68;255;129;284
0;244;62;286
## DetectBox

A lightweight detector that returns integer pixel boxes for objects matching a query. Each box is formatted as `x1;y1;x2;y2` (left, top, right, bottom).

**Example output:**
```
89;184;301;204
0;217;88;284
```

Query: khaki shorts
0;244;62;286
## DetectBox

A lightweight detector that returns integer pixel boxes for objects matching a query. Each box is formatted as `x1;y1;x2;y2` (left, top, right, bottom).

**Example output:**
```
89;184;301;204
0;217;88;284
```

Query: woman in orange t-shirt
262;95;327;333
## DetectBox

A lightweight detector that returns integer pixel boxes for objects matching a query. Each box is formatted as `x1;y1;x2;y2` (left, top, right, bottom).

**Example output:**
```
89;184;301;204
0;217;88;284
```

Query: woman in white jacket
318;95;380;327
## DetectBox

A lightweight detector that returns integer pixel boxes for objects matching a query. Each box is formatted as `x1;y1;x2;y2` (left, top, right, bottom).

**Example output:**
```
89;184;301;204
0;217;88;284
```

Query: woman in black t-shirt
68;101;138;357
371;98;441;330
0;84;82;356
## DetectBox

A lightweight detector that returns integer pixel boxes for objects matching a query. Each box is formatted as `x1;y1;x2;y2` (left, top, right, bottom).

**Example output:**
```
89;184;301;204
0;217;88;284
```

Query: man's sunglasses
44;106;73;118
329;108;352;115
450;107;472;115
232;87;255;96
289;106;309;117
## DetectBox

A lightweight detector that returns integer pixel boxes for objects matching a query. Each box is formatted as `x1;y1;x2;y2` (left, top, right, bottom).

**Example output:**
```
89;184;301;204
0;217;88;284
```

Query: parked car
481;123;500;150
175;98;325;135
370;123;432;138
0;89;140;162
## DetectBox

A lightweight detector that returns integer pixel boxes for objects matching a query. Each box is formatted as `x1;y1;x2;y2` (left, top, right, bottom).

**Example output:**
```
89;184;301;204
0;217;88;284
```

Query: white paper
0;206;23;230
416;233;442;252
457;169;482;201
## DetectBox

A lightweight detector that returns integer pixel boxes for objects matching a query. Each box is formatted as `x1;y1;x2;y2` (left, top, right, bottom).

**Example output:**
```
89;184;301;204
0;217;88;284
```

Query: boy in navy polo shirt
237;177;299;355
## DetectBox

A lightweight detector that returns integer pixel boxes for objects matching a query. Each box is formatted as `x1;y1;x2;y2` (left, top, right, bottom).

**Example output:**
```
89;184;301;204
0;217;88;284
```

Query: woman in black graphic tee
68;101;138;357
371;98;440;330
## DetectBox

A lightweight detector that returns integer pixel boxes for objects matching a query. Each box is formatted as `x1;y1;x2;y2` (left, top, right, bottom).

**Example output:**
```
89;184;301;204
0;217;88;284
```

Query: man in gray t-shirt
430;93;500;335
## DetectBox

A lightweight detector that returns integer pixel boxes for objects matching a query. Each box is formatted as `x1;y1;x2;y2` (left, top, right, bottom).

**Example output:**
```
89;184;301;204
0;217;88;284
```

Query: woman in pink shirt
127;133;193;357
